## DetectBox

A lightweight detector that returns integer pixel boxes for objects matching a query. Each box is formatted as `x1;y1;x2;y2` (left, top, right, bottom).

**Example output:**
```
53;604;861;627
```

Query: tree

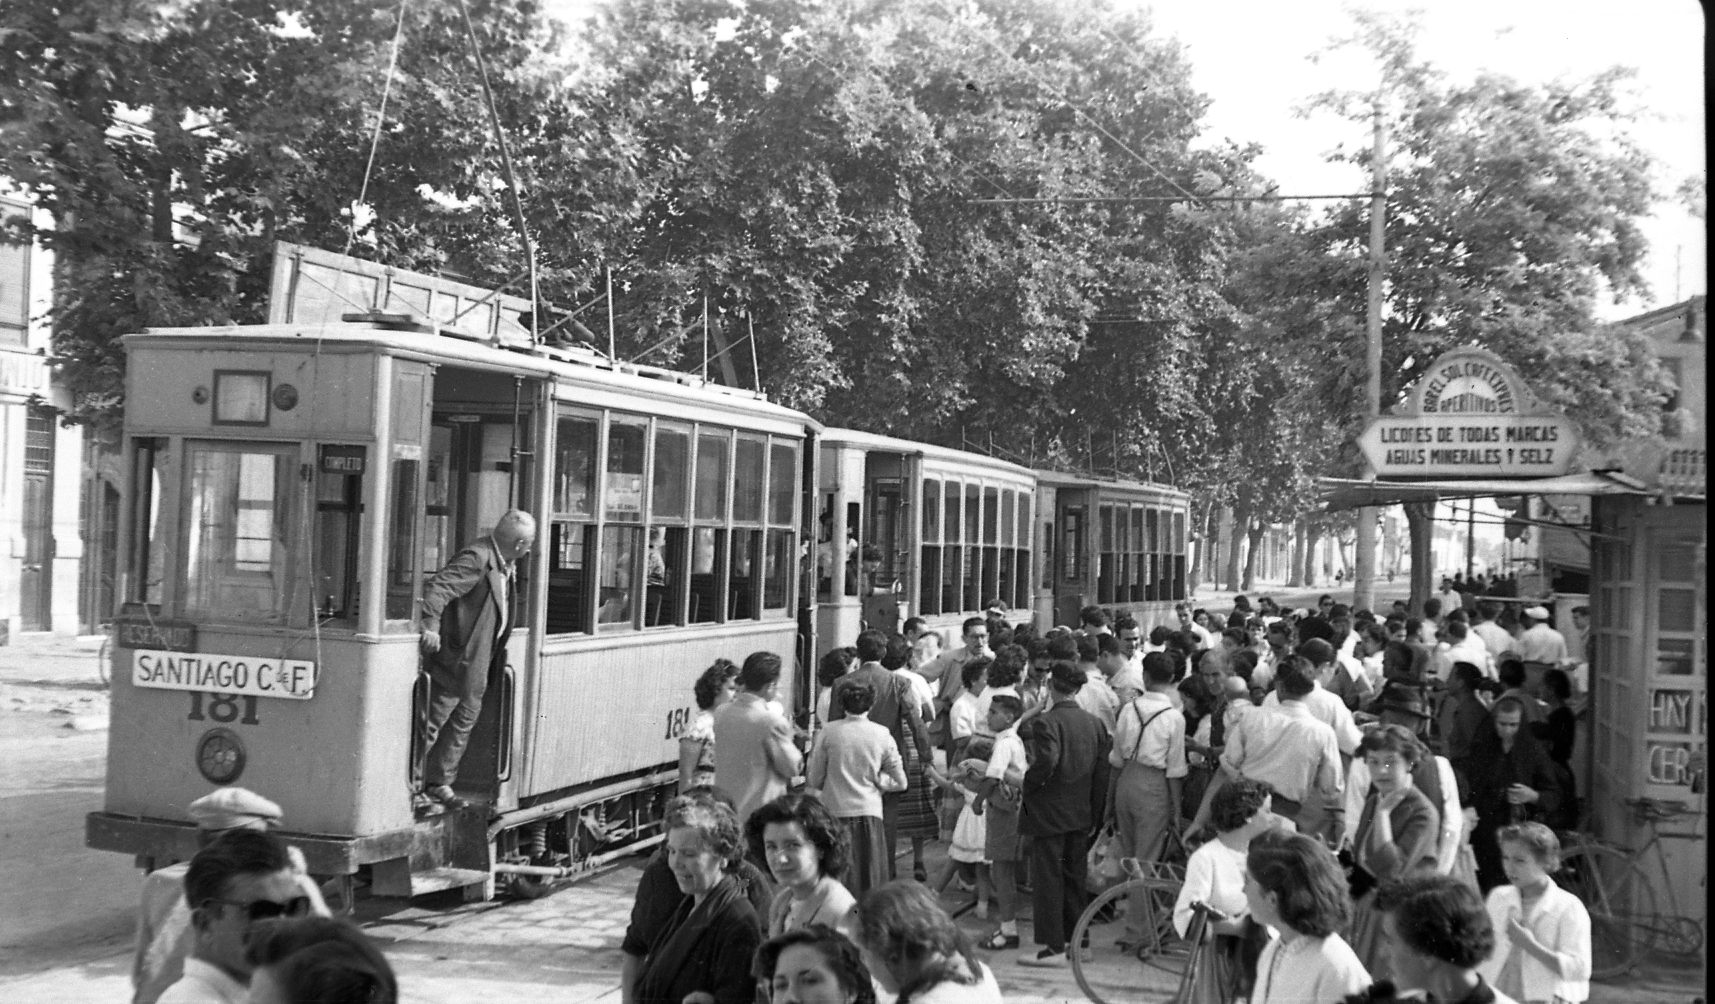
1301;10;1673;611
0;0;626;428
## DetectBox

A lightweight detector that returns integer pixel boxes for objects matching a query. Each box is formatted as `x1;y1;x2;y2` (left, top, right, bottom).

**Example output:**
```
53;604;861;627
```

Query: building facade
0;193;84;639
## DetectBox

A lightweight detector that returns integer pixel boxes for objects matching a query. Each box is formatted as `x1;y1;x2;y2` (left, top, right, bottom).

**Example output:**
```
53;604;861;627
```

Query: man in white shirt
925;616;991;714
1514;606;1569;664
1418;597;1445;646
1073;634;1120;735
1435;578;1462;619
1177;602;1214;651
158;830;310;1004
1114;615;1145;676
1098;634;1144;705
1262;653;1363;759
1437;619;1495;681
1106;651;1187;948
1194;662;1344;842
1469;599;1513;662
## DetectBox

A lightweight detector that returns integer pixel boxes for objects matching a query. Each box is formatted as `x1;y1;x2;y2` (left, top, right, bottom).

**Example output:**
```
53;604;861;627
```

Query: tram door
410;367;538;800
1055;500;1087;628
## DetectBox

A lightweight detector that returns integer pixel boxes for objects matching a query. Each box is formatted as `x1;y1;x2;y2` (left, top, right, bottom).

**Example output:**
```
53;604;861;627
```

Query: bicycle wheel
1556;843;1659;979
1071;882;1138;1004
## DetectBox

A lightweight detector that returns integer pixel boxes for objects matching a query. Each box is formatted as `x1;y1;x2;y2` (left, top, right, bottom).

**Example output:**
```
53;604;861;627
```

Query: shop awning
1319;470;1652;511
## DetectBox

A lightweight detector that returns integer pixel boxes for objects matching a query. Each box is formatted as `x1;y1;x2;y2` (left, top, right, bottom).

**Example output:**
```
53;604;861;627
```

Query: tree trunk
1289;518;1307;587
1302;523;1322;587
1223;505;1246;592
1353;505;1377;613
1241;516;1265;592
1405;501;1436;615
1188;499;1212;593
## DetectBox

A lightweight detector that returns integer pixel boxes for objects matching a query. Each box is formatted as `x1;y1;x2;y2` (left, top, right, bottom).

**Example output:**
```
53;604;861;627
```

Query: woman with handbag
1344;726;1442;980
1104;652;1187;954
1466;699;1561;893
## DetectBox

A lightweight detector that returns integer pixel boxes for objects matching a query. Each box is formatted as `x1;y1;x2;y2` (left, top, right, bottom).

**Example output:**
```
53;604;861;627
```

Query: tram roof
124;322;821;431
818;427;1037;479
1033;469;1187;503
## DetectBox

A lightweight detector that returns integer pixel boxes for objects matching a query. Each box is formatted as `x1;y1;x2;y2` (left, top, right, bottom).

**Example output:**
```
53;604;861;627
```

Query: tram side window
648;425;691;627
981;487;1000;611
729;435;765;619
1144;508;1160;602
1129;508;1145;602
1097;505;1115;604
1062;508;1083;583
920;479;941;617
314;447;365;621
962;482;982;612
385;457;420;620
548;415;598;634
127;438;167;607
941;481;961;614
763;441;798;611
997;489;1015;615
1014;493;1032;611
185;445;294;623
598;418;647;626
691;432;729;623
1172;510;1187;600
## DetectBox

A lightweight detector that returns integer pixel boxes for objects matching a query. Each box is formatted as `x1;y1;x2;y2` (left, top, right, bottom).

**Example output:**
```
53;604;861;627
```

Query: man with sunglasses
135;788;329;1004
158;828;309;1003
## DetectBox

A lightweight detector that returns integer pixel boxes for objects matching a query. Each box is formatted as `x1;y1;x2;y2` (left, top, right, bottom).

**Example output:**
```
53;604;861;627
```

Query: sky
541;0;1705;320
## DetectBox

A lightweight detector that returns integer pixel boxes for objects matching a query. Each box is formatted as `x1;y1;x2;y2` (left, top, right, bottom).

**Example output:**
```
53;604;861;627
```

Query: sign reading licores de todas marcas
1357;348;1581;478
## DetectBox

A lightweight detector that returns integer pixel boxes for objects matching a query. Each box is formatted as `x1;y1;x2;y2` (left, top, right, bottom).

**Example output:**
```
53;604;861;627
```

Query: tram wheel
506;873;555;900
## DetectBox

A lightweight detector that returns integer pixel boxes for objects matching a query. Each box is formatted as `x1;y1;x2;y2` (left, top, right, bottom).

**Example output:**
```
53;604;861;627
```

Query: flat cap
1523;605;1551;619
187;787;282;831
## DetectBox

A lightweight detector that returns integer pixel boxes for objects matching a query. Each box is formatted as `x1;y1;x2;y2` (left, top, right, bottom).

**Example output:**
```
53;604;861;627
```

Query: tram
87;246;820;902
815;430;1037;655
1035;471;1190;635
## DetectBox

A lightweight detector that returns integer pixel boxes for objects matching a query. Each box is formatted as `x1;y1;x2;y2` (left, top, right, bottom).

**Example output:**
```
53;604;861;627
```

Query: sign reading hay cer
1357;348;1580;478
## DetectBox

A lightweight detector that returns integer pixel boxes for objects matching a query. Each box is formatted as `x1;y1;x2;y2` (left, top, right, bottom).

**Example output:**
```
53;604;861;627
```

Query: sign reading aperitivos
132;650;318;700
1357;348;1581;478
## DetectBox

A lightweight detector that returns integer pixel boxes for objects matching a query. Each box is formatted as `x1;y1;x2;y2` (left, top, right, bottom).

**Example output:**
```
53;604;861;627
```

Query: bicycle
1554;795;1705;979
96;621;115;687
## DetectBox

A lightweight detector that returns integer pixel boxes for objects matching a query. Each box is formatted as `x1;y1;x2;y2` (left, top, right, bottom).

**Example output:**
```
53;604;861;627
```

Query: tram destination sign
132;650;318;700
1357;347;1580;478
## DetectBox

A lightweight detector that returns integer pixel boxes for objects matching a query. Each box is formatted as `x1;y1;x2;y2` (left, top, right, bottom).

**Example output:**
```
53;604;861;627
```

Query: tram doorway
20;407;56;631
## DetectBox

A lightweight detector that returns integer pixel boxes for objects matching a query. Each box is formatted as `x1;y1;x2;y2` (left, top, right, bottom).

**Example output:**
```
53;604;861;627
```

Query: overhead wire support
966;194;1375;205
456;0;540;346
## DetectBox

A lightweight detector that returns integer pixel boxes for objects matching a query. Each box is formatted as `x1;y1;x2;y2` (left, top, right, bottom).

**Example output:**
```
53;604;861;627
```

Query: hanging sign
1357;348;1580;478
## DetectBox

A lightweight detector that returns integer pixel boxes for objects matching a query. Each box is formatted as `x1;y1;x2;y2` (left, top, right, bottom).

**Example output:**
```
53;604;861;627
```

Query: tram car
815;430;1037;656
1034;471;1190;635
87;246;819;902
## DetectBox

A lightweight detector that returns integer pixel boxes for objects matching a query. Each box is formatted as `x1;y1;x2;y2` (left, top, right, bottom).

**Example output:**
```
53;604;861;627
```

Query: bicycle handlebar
1625;797;1696;821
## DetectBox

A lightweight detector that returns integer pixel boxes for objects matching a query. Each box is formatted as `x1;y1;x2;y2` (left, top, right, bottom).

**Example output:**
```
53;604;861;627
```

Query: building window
0;200;30;347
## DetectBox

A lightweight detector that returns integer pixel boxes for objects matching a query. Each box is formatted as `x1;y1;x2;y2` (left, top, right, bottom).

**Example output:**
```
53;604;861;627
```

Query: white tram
88;249;819;901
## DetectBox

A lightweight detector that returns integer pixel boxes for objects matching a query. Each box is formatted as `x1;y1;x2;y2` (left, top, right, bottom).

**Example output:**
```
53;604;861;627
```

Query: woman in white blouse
1172;777;1281;1004
1244;829;1372;1004
1478;823;1591;1003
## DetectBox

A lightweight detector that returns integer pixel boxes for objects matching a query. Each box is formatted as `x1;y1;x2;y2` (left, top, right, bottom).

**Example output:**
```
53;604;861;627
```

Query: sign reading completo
1357;348;1581;478
132;650;317;700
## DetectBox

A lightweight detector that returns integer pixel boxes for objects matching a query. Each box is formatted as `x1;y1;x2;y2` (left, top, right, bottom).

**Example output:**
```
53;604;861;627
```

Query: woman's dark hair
854;881;979;1004
1230;649;1259;684
1141;651;1176;685
840;681;877;715
1245;829;1352;938
753;924;878;1004
1373;873;1496;969
1177;675;1210;714
882;635;912;671
1210;777;1274;833
1543;668;1572;702
987;644;1027;689
1448;662;1484;690
694;658;741;711
1358;723;1424;768
1497;656;1527;689
245;917;398;1004
856;629;889;663
746;793;849;881
817;648;857;688
960;656;992;690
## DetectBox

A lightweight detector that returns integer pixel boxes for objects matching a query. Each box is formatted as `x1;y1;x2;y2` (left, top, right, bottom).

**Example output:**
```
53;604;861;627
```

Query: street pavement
1;615;1705;1004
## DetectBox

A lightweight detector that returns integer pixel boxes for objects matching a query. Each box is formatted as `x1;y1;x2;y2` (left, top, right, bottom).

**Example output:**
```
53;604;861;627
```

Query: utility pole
1353;101;1386;612
1465;496;1476;579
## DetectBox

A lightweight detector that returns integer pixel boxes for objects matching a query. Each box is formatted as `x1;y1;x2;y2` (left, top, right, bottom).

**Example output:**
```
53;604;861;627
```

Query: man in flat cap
132;788;329;1004
415;509;537;815
1512;605;1568;666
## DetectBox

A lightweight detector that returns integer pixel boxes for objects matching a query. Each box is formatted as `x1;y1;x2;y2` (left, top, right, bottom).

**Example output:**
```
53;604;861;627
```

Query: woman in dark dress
1345;726;1442;980
633;796;764;1004
1467;698;1562;894
1531;669;1580;831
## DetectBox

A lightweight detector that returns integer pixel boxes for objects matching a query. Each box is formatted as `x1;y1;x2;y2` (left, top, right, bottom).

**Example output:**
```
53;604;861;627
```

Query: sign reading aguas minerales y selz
1356;348;1581;479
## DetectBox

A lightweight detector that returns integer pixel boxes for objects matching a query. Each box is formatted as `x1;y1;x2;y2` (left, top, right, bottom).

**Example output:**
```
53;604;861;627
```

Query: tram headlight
196;728;247;784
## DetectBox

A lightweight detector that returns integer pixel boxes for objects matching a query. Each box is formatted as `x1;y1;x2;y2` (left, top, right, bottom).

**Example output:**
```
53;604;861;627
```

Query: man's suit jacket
420;536;512;698
1020;697;1111;837
830;662;930;761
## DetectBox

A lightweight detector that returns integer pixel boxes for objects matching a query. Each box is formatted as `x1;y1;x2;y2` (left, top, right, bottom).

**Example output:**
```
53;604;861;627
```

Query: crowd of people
641;590;1592;1003
133;586;1591;1004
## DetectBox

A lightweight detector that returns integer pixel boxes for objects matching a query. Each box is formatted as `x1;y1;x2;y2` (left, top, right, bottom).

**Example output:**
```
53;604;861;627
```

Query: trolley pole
1353;102;1386;613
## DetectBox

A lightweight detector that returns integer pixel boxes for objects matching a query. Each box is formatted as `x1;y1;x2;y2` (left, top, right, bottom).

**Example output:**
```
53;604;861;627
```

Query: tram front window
185;445;293;623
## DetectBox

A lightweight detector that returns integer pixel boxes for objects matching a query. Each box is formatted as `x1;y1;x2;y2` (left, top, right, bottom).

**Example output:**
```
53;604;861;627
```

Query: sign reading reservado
1357;348;1581;478
132;650;318;700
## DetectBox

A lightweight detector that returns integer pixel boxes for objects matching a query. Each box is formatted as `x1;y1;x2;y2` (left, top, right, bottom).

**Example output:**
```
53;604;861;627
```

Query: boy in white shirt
971;695;1027;950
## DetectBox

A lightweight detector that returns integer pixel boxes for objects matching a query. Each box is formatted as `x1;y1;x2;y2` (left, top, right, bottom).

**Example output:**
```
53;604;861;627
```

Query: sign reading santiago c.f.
1357;347;1581;478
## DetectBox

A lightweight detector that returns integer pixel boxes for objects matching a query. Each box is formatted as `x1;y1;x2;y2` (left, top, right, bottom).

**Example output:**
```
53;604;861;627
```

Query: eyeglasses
205;895;312;922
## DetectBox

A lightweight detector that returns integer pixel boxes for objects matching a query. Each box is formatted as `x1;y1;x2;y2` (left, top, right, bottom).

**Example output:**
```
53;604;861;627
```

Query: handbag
1086;825;1125;892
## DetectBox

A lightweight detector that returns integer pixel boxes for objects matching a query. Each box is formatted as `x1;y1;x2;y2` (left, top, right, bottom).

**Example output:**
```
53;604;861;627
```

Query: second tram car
1035;471;1190;635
